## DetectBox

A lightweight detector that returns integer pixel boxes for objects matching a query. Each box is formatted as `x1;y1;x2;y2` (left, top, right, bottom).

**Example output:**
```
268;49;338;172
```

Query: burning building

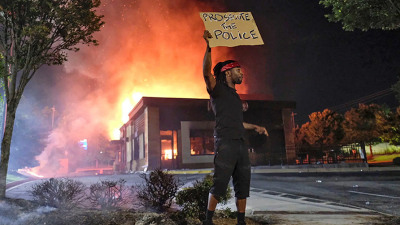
115;96;296;172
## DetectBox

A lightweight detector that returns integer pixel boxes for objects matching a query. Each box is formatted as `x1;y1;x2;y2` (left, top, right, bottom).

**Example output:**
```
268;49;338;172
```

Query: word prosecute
214;29;259;41
202;12;251;22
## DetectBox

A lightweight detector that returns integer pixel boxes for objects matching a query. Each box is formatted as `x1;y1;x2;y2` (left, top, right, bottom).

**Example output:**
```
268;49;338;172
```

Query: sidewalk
218;188;389;225
170;166;399;224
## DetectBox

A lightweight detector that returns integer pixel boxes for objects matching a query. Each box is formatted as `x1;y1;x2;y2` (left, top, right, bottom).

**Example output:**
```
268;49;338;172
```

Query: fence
295;144;365;165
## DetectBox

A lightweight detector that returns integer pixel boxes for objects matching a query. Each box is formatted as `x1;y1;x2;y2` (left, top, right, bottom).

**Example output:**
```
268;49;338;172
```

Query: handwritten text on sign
200;12;264;47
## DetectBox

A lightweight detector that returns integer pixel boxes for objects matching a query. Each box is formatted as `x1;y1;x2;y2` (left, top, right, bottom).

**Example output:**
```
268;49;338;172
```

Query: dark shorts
210;138;251;199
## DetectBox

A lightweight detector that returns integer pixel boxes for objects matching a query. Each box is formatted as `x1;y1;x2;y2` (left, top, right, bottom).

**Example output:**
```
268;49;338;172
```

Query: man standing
202;30;269;225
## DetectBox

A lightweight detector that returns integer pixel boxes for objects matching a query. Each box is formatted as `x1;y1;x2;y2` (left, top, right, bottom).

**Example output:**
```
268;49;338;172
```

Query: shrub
393;157;400;166
31;178;86;209
136;169;179;211
176;174;232;221
217;207;236;219
88;179;130;209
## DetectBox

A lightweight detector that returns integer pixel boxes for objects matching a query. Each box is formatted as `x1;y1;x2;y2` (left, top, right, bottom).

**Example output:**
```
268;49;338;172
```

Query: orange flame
63;1;244;141
17;168;44;178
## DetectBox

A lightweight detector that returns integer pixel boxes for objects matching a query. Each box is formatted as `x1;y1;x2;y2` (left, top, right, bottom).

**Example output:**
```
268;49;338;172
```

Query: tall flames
89;0;248;140
68;0;243;141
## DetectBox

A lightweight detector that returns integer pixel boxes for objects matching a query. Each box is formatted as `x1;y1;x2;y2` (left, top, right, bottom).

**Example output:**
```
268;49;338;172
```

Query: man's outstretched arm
203;30;216;91
243;122;269;136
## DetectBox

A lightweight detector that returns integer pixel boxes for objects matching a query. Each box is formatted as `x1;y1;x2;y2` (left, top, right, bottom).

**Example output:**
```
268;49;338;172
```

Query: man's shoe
236;221;246;225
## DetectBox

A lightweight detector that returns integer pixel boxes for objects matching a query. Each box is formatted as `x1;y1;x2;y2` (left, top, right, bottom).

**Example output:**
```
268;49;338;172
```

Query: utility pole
291;111;297;129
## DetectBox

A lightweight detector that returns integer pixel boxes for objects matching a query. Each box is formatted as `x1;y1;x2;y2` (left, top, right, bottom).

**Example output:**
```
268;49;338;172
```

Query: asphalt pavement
218;187;388;225
177;165;400;224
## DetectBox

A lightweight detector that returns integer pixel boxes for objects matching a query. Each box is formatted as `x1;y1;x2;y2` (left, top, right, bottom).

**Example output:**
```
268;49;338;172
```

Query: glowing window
160;130;177;160
190;129;214;155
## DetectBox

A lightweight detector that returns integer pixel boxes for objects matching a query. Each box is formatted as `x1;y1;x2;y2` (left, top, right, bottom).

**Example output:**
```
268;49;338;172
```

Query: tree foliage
0;0;104;199
320;0;400;31
380;107;400;145
296;109;344;149
342;103;389;162
392;75;400;103
342;103;387;145
295;104;396;161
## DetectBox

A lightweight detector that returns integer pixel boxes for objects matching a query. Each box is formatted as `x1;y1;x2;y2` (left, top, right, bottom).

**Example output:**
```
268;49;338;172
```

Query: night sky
9;0;400;170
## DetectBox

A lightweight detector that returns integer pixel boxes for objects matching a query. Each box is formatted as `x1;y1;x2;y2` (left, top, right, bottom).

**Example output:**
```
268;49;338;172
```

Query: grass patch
368;153;400;163
6;173;26;184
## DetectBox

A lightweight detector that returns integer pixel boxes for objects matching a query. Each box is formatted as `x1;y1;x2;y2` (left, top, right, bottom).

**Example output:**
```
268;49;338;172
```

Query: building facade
115;97;296;172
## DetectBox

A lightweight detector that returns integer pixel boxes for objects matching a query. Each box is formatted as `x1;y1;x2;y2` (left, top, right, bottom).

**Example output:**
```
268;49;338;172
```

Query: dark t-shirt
208;82;245;139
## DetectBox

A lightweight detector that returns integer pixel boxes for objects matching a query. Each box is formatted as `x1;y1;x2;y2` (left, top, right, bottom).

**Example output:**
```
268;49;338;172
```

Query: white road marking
6;180;37;191
348;190;400;199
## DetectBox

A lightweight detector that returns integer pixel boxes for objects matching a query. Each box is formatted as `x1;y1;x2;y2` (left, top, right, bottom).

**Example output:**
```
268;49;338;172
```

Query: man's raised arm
203;30;216;91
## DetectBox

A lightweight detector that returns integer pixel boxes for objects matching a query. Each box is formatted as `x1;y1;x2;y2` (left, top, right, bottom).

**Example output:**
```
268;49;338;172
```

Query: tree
296;109;344;152
0;54;5;137
392;75;400;103
0;0;104;199
320;0;400;31
342;104;388;161
380;106;400;145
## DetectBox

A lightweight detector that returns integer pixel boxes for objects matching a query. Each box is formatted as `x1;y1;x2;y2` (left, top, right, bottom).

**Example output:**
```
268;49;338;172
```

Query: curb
167;169;213;174
166;166;400;175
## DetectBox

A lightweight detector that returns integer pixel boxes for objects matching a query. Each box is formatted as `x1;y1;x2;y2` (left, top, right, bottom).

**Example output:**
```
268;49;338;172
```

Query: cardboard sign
200;12;264;47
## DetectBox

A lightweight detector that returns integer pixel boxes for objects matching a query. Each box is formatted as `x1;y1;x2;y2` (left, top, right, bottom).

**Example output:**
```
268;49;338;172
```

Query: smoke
0;201;55;225
27;0;242;177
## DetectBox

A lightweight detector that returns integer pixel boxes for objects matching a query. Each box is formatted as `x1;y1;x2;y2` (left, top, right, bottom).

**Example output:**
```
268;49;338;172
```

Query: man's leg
236;198;247;224
205;139;235;224
236;198;246;212
207;193;219;211
204;193;219;224
232;139;251;225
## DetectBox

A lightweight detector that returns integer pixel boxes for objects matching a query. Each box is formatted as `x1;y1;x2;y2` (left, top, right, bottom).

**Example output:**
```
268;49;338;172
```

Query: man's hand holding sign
200;12;264;47
200;11;268;225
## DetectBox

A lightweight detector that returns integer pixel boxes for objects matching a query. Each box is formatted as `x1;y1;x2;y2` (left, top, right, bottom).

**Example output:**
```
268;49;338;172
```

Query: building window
190;129;214;155
134;133;145;160
138;133;144;159
160;130;177;160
